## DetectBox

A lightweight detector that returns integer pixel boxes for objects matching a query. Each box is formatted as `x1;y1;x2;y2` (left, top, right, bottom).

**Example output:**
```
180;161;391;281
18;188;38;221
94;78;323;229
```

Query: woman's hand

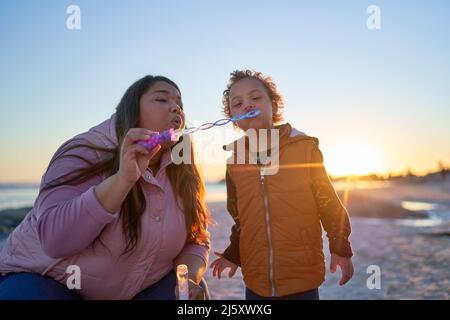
209;252;238;279
94;128;161;214
175;279;205;300
330;253;354;285
117;128;161;186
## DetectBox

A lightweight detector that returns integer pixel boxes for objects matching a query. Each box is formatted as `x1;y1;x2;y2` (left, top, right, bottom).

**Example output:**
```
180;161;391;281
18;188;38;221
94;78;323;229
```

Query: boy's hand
330;253;354;285
209;252;238;279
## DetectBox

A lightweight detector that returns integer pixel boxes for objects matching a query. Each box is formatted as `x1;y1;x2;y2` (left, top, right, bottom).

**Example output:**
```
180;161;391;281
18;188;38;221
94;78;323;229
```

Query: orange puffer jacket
222;123;353;297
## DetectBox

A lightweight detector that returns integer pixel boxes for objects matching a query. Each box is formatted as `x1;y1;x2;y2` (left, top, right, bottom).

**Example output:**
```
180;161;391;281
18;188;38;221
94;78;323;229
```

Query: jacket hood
83;113;118;149
222;122;318;155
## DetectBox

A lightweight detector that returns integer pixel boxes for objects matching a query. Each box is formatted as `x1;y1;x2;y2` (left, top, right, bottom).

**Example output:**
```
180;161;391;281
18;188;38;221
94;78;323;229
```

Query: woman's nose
170;104;182;114
170;104;185;122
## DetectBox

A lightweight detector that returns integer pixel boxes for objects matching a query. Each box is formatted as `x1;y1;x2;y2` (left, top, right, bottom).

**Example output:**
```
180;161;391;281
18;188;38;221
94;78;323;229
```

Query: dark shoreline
0;191;432;237
0;207;31;237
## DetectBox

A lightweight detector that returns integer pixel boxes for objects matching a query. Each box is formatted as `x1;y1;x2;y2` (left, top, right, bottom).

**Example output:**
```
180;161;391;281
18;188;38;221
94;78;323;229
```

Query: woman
0;75;211;300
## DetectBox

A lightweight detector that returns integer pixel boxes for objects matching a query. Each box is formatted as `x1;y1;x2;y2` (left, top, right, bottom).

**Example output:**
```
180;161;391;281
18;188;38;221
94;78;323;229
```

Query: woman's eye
252;96;261;100
155;98;167;102
233;103;242;108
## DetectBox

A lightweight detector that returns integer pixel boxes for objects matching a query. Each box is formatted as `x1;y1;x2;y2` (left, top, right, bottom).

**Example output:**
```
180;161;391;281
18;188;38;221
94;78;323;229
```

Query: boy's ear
272;102;278;116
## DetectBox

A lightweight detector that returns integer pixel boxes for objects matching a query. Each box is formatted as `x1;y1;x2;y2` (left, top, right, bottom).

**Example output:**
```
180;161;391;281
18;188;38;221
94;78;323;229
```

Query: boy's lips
243;108;261;118
241;110;259;121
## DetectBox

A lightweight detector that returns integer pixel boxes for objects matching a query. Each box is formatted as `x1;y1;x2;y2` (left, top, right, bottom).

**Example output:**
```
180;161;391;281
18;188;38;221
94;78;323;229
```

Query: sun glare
324;143;384;177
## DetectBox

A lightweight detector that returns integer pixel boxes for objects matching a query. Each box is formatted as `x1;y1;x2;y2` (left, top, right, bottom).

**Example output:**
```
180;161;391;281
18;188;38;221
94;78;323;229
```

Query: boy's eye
252;96;261;100
232;103;242;108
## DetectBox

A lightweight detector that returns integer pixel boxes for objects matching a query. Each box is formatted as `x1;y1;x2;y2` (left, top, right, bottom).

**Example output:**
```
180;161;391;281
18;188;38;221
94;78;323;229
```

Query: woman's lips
169;115;183;128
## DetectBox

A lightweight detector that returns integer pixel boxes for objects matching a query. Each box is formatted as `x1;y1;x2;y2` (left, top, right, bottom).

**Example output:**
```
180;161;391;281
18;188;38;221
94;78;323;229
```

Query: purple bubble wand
136;109;261;150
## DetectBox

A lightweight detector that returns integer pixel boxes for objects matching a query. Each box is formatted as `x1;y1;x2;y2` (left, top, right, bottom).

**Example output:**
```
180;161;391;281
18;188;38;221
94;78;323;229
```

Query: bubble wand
136;109;261;150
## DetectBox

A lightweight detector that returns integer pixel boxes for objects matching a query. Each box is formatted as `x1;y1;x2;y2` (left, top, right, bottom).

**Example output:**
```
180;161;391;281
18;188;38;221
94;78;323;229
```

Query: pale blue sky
1;0;449;182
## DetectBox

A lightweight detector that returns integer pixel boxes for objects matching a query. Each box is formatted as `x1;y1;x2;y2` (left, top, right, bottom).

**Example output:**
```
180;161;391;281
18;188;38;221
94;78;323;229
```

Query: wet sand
205;201;450;300
204;179;450;299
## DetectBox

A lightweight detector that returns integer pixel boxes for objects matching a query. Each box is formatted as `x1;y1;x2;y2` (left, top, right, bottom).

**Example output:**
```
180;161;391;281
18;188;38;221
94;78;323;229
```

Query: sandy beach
204;179;450;300
1;179;449;299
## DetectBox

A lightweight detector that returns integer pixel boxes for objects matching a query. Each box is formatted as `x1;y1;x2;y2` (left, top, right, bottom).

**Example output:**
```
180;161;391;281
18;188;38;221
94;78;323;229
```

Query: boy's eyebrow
230;88;264;103
247;89;263;95
231;95;241;103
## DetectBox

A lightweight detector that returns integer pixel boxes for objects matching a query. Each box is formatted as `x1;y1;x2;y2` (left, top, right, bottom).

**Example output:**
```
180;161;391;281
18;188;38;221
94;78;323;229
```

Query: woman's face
228;78;276;131
138;81;185;135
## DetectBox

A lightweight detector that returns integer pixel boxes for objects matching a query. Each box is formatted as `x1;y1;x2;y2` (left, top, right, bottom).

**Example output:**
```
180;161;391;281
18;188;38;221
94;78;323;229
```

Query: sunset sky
1;0;449;183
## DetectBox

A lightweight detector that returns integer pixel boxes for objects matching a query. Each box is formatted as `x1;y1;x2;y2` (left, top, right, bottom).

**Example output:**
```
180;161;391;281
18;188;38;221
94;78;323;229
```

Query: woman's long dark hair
41;75;210;255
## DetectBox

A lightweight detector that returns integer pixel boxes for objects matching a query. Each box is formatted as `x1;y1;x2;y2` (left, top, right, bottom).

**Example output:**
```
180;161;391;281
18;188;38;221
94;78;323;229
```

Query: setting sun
324;143;384;177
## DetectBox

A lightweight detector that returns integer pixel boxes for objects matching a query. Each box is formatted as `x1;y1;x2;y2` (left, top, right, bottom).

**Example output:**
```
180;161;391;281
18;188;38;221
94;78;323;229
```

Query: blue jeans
245;287;319;300
0;271;210;300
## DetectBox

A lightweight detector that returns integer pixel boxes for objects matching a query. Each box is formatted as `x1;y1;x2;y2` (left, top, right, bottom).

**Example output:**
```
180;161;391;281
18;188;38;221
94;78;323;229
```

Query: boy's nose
243;104;256;113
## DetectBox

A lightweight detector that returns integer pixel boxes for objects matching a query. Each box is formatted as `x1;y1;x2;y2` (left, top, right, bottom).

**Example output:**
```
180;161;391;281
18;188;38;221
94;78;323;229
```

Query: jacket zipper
259;167;276;297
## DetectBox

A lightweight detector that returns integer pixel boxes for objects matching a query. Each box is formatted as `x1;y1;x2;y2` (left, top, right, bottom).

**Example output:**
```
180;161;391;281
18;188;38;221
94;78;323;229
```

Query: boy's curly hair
222;69;284;124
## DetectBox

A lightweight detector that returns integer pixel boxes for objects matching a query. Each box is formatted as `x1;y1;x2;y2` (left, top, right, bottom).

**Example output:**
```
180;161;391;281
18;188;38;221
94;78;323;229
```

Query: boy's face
228;78;276;131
